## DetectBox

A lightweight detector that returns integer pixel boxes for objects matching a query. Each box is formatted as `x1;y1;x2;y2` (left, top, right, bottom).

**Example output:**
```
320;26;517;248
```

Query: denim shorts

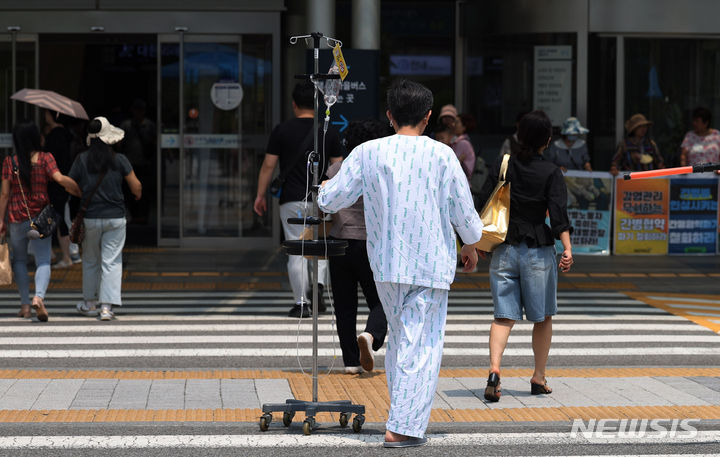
489;242;558;322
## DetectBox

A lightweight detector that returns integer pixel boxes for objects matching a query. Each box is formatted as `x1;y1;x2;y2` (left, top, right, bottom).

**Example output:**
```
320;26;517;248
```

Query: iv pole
259;32;365;436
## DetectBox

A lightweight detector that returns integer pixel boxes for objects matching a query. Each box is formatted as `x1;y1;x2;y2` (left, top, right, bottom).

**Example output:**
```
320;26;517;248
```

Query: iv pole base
260;399;366;435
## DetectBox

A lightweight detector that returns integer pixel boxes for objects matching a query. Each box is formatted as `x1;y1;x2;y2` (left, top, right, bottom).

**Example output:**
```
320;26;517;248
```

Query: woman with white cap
544;117;592;171
610;113;664;175
70;117;142;321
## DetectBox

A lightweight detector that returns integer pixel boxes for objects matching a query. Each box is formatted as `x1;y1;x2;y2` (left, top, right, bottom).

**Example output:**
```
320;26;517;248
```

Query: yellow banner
614;178;669;254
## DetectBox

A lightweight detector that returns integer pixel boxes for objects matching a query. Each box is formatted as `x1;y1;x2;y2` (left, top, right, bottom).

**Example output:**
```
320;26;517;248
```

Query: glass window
588;35;616;171
465;33;576;164
241;35;273;237
625;38;720;168
0;41;37;158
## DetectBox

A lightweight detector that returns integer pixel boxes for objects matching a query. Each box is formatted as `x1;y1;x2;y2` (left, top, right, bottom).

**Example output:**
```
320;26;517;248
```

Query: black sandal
484;372;501;402
530;378;552;395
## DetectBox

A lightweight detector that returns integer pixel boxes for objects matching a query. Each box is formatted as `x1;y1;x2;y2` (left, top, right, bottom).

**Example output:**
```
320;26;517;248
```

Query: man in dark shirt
253;82;342;317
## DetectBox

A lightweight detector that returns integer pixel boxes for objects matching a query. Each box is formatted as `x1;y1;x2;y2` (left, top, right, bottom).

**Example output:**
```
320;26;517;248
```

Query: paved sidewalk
1;368;719;425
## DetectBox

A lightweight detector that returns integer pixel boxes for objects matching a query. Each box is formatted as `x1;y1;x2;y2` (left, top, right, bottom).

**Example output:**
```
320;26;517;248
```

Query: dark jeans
328;238;387;367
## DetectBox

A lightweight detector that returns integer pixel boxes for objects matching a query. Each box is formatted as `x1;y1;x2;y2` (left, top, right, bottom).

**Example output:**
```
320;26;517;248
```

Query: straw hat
86;116;125;146
624;113;653;135
438;104;458;120
560;117;589;135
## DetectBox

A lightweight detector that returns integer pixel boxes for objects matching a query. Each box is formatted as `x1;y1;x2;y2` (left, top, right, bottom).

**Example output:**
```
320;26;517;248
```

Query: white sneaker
100;304;114;321
76;300;99;317
357;332;375;372
52;259;73;269
344;366;364;374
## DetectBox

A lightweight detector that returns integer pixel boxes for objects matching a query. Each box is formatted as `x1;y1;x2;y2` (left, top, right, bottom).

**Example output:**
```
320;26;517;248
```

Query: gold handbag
0;237;12;286
474;154;511;252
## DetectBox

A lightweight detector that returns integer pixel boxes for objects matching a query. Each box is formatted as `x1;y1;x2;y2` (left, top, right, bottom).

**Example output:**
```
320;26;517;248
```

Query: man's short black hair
386;79;433;128
292;82;314;110
692;106;712;126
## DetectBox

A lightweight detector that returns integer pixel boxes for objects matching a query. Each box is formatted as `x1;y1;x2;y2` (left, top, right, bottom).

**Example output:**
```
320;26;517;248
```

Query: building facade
1;0;718;247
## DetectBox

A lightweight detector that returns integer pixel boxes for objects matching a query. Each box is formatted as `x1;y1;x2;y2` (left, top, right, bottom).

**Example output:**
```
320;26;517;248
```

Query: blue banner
668;175;718;254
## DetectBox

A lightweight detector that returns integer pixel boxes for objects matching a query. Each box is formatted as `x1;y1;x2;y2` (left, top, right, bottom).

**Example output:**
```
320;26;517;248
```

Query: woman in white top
680;107;720;166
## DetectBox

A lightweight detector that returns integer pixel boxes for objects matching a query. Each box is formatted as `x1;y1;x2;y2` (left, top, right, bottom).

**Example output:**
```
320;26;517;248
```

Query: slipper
383;437;428;448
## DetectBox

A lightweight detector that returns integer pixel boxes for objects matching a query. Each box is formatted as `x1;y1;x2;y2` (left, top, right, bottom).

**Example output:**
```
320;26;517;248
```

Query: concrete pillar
352;0;380;50
282;1;307;120
307;0;335;37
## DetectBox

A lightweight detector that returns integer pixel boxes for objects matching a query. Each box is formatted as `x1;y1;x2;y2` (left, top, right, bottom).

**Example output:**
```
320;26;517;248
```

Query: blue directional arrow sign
331;114;349;132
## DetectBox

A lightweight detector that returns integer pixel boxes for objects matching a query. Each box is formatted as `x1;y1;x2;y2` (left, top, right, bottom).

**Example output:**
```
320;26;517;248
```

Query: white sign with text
534;45;572;126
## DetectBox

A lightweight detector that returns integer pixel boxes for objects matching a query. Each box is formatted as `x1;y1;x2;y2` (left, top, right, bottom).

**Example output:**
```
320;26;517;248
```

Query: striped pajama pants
376;282;449;438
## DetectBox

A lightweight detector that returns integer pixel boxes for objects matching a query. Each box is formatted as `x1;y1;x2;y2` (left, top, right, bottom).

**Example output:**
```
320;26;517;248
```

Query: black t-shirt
45;126;73;200
479;154;573;247
69;151;134;219
266;117;342;204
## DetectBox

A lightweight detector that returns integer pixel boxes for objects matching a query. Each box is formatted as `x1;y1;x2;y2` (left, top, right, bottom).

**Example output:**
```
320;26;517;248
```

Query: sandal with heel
484;372;502;402
530;378;552;395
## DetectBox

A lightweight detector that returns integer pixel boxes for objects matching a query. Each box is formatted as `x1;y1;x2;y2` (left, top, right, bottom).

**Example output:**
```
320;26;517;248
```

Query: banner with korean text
667;175;718;254
560;171;613;255
614;178;670;255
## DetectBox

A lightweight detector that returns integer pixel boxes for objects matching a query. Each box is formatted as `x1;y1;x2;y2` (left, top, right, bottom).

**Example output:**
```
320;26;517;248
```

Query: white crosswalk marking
0;433;717;449
0;290;717;361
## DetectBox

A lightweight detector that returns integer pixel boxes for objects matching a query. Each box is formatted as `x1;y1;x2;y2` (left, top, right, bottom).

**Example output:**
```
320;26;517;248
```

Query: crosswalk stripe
0;291;714;360
0;334;716;345
646;295;720;305
0;433;717;448
0;323;706;333
0;314;687;322
1;347;718;358
0;306;667;315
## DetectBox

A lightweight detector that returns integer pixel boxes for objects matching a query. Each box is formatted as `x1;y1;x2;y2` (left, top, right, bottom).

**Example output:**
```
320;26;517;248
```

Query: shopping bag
0;238;13;286
474;154;511;252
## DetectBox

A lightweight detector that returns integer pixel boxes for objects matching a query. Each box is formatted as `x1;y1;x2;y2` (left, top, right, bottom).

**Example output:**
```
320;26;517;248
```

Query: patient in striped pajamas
318;79;483;447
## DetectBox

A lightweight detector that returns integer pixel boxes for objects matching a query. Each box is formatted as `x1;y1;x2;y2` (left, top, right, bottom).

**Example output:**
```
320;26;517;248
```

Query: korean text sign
614;178;669;254
668;175;718;254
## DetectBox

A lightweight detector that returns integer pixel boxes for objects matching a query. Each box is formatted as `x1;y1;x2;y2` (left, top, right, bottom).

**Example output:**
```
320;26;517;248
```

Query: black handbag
269;127;316;198
11;154;57;240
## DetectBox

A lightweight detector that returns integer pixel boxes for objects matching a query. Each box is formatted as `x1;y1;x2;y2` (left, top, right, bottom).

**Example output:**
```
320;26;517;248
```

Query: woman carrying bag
70;117;142;321
0;121;80;321
476;111;574;402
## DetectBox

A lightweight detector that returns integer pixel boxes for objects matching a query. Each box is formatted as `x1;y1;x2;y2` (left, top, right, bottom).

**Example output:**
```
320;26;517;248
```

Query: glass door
158;34;273;247
0;32;37;157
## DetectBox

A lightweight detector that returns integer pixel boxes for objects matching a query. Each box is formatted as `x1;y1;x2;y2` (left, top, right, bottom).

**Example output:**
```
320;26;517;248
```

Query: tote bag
474;154;511;252
0;238;12;286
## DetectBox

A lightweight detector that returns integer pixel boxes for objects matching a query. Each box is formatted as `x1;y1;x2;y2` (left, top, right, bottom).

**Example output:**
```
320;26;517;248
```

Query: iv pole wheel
302;417;315;435
352;414;365;433
282;411;294;427
259;413;272;431
339;412;349;428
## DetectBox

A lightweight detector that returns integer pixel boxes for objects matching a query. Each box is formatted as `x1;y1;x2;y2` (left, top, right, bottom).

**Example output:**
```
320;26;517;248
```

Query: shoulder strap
10;154;34;223
499;153;510;181
277;125;315;183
